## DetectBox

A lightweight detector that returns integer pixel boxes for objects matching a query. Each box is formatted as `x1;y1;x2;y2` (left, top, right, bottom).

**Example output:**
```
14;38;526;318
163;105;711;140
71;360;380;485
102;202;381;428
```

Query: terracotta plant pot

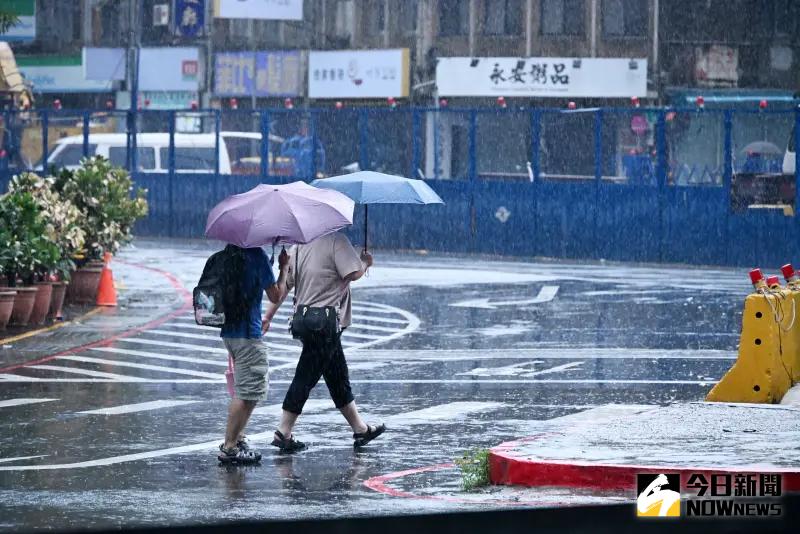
29;281;53;326
8;287;39;327
65;267;103;305
0;291;16;331
48;281;68;321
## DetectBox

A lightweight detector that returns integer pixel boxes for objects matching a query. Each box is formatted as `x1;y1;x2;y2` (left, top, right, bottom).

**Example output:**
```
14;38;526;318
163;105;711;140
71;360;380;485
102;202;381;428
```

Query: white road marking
0;374;38;381
78;400;201;416
0;455;49;464
388;401;505;424
31;365;145;381
348;348;736;361
459;361;584;378
0;401;333;471
0;398;58;409
0;377;718;385
89;347;228;367
451;285;560;309
57;355;223;379
115;338;229;354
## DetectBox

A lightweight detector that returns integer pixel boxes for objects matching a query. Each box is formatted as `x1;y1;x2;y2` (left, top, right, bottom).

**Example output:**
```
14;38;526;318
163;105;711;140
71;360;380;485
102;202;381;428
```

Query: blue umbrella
311;171;444;251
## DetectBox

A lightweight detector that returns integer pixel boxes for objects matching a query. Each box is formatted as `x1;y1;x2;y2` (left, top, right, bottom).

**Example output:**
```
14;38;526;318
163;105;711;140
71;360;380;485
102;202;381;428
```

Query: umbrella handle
363;204;368;254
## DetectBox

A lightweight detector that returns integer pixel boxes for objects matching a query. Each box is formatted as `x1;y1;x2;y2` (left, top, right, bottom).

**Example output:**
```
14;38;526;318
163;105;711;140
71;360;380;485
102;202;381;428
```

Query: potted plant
0;191;45;327
8;173;85;321
0;228;17;330
54;158;147;303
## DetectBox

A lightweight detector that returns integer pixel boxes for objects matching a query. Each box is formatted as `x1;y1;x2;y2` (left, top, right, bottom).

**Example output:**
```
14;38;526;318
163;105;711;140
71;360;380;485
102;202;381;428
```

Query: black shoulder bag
289;245;340;343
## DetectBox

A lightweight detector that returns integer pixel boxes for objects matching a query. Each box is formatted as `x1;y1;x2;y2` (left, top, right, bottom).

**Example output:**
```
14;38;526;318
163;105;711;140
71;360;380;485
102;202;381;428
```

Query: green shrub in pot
0;191;59;286
54;157;148;260
8;173;86;281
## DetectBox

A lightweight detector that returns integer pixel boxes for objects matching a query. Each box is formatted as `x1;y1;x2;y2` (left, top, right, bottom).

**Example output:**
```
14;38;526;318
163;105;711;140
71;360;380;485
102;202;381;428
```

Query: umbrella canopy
205;181;354;247
311;171;444;205
740;141;782;156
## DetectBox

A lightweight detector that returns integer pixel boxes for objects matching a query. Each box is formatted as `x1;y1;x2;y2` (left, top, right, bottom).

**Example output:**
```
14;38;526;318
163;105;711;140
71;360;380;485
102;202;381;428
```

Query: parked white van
38;133;231;173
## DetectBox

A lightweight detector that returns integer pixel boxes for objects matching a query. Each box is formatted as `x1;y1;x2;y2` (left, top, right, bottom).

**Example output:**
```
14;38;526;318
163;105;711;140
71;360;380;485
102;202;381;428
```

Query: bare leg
339;401;368;434
224;399;257;449
277;409;300;438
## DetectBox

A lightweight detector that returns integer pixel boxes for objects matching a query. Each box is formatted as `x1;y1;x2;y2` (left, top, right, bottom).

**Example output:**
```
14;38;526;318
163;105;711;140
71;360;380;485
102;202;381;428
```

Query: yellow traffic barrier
706;271;798;404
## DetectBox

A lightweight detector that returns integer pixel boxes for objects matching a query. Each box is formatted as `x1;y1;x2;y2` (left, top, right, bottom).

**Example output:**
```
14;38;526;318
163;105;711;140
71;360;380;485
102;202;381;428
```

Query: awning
0;41;26;93
665;88;797;108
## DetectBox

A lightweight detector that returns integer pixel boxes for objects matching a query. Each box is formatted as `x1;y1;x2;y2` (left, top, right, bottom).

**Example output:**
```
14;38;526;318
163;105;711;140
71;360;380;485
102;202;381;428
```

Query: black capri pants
282;333;355;414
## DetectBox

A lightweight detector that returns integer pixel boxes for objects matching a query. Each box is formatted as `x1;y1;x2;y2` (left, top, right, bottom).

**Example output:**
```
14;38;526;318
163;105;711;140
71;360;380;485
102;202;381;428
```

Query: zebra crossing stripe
78;400;201;416
57;355;223;379
31;364;146;381
89;347;228;367
115;338;229;354
0;398;58;409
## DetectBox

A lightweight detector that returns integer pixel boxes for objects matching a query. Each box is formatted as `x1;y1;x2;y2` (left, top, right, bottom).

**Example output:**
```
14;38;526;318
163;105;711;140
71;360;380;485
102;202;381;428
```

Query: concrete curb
489;437;800;491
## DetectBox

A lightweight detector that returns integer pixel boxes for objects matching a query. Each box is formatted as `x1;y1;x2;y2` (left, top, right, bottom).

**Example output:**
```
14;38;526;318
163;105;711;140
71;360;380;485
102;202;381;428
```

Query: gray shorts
223;338;269;401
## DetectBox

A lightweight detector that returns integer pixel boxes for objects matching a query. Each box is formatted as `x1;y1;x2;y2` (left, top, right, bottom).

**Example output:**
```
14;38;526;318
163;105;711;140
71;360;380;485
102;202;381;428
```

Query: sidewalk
0;256;189;371
490;402;800;492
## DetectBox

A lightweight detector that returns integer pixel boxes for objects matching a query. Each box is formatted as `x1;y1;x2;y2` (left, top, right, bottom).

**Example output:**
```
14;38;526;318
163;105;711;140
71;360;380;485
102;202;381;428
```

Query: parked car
37;133;232;174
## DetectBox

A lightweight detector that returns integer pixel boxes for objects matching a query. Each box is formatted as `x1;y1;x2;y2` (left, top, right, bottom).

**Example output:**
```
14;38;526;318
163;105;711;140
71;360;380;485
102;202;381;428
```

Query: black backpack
193;245;257;327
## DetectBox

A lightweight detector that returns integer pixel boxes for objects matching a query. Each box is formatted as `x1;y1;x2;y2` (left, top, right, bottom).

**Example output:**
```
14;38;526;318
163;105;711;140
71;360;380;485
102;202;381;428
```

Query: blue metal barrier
1;106;798;268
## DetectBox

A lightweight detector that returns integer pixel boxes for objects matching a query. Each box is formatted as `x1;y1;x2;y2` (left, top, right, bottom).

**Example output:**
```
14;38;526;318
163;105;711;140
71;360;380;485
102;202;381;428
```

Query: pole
364;204;369;253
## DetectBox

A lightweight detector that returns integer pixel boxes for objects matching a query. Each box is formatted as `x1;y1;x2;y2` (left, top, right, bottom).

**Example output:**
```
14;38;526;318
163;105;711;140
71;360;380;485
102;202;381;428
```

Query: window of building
602;0;647;37
439;0;470;36
773;0;795;35
541;0;584;36
365;1;385;36
334;0;355;39
483;0;523;35
398;0;419;34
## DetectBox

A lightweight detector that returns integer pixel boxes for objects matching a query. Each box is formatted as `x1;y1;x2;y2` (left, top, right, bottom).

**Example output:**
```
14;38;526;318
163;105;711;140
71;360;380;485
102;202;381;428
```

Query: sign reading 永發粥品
308;49;410;99
436;57;648;98
214;51;302;97
213;0;303;20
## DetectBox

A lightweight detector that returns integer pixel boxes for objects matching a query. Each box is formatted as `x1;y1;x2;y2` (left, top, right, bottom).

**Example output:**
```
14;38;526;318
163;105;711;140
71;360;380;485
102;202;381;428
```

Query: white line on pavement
115;338;229;354
0;374;38;381
32;365;144;381
57;356;223;379
0;455;49;464
0;398;58;409
89;347;228;367
78;400;201;416
346;349;736;361
0;377;718;385
387;401;505;424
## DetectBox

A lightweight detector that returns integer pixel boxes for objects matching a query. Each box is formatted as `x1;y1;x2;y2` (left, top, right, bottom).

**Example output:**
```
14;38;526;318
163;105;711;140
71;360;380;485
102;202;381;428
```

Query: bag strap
293;244;300;308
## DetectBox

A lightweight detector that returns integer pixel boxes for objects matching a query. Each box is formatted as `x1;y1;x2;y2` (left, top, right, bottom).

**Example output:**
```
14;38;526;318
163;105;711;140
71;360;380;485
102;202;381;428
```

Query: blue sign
175;0;205;37
215;51;302;97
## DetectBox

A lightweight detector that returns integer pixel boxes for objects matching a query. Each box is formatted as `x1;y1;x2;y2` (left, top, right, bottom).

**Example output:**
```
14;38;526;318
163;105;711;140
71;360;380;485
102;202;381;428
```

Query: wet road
0;239;751;529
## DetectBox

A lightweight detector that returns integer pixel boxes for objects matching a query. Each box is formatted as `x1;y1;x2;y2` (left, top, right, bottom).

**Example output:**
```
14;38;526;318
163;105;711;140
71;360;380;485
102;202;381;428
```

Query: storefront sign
436;57;648;98
175;0;205;37
213;0;303;20
18;56;113;93
0;0;35;41
83;48;126;81
214;51;302;96
138;47;201;91
695;45;738;88
308;49;409;99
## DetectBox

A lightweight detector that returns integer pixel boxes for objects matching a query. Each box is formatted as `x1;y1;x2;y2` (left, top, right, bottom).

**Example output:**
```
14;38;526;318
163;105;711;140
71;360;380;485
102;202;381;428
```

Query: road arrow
450;285;560;310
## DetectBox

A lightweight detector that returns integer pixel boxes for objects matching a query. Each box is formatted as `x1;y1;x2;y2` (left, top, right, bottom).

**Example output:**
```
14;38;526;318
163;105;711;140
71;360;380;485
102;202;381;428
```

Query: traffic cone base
96;266;117;306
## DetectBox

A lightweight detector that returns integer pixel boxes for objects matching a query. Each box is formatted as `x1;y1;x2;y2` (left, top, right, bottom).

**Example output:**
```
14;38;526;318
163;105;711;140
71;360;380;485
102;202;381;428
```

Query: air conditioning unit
153;4;169;26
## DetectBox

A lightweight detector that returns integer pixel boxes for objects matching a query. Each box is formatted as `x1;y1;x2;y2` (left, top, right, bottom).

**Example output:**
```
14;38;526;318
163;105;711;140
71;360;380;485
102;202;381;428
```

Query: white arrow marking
450;285;560;309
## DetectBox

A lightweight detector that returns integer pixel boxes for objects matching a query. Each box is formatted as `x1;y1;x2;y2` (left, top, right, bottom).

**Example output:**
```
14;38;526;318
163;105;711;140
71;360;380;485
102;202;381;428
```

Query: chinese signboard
436;57;647;98
175;0;205;37
213;0;303;20
139;47;201;91
695;45;738;88
17;56;112;93
308;49;409;99
214;51;302;97
0;0;35;41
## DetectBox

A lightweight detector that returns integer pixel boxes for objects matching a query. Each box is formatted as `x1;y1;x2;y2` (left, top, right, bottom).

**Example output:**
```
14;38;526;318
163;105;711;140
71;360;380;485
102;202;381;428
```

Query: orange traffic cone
96;264;117;306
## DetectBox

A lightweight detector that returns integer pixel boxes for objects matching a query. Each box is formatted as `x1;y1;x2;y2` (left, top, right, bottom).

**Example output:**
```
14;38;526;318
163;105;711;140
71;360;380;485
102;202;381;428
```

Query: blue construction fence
1;106;799;268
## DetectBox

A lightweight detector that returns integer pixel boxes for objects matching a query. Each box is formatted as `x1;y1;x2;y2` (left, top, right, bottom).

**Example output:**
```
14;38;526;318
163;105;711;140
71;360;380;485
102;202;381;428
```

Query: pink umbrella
205;181;354;247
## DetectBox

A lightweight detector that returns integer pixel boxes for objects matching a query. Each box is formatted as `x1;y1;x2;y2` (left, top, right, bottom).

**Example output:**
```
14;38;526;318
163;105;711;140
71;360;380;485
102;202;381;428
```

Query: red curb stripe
489;440;800;492
0;260;193;374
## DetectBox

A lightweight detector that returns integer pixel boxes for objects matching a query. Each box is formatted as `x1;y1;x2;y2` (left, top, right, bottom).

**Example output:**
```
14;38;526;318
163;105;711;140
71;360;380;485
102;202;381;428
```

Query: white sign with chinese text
213;0;303;20
308;49;409;99
138;47;201;91
436;57;648;98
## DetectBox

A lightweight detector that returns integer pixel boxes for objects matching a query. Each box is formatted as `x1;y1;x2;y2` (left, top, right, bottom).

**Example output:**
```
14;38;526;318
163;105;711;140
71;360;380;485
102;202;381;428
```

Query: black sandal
218;443;262;465
353;423;386;448
271;430;306;453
